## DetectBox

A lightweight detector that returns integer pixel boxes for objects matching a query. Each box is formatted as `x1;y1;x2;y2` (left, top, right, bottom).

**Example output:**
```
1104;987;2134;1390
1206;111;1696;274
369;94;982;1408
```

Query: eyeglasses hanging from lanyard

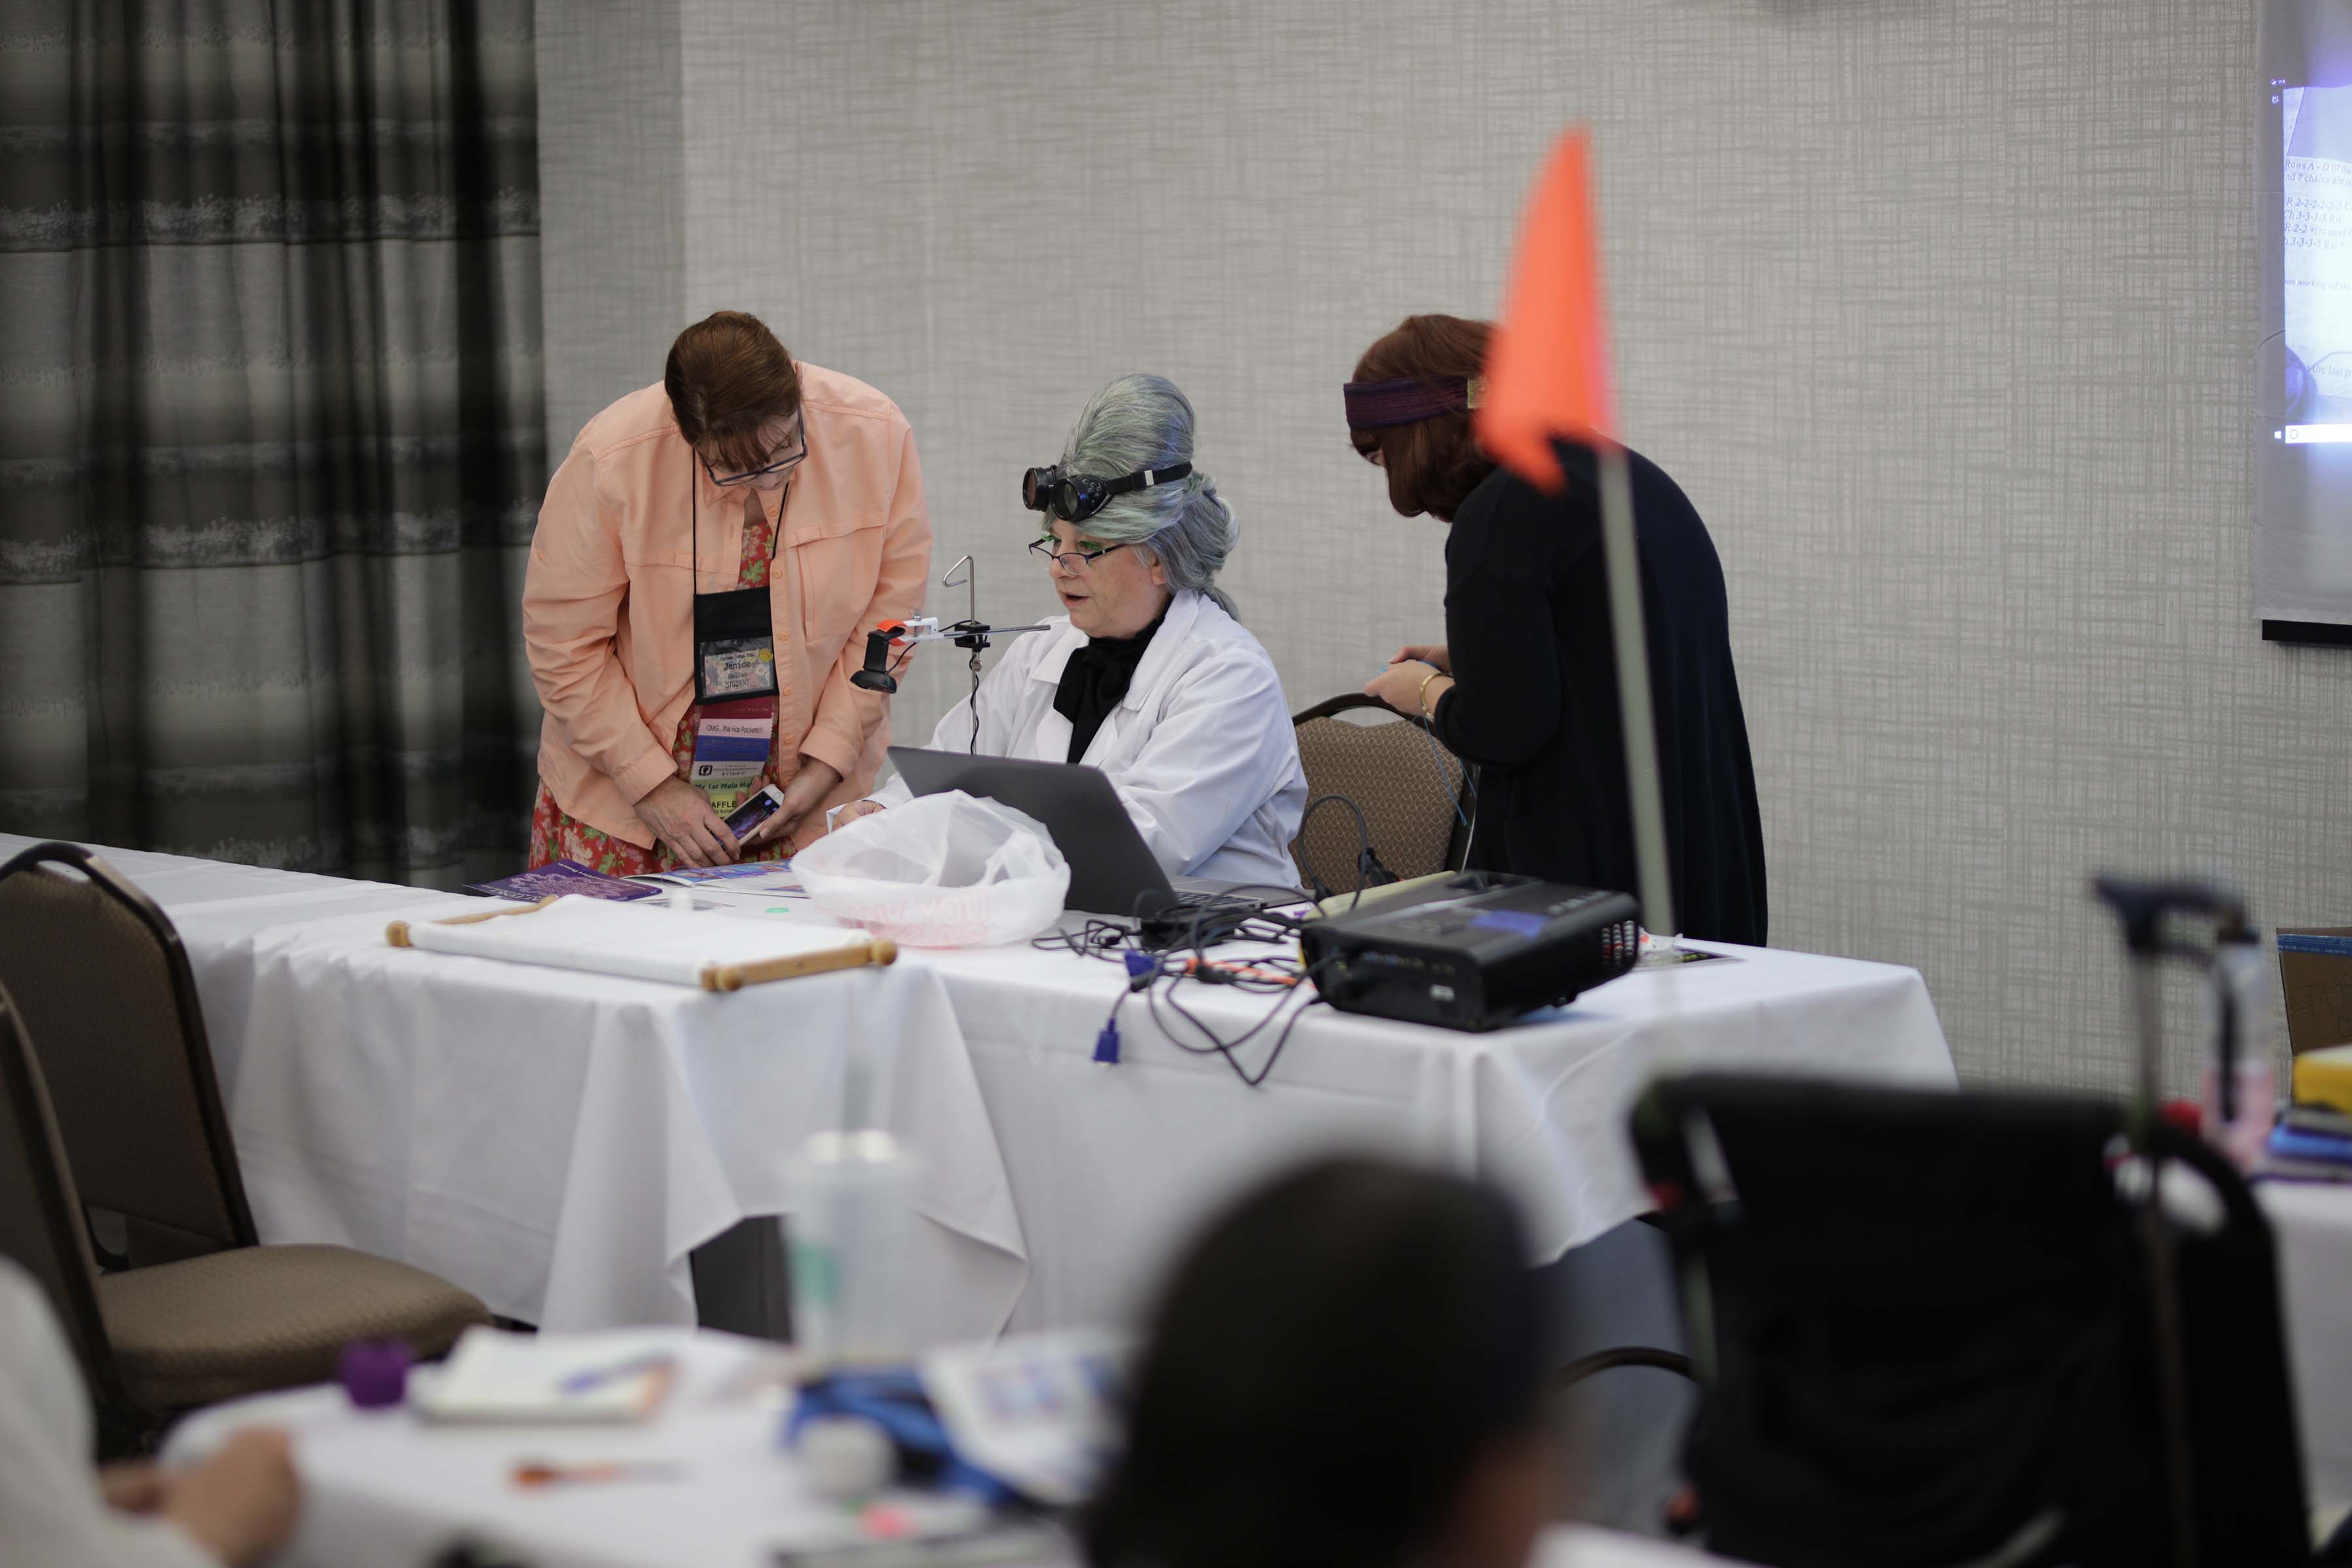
687;410;808;707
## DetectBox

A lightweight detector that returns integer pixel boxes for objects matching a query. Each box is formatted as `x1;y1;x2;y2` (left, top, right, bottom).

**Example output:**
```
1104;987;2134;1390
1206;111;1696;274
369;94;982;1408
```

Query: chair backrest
0;984;127;1411
0;844;256;1262
1289;696;1470;892
1631;1073;2308;1568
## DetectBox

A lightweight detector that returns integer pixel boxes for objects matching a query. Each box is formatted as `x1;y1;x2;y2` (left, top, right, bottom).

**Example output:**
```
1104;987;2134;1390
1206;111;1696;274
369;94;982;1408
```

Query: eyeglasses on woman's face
1028;536;1134;572
702;412;808;487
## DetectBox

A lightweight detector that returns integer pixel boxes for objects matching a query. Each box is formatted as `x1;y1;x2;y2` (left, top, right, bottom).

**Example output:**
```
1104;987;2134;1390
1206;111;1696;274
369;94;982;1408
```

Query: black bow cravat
1053;610;1167;764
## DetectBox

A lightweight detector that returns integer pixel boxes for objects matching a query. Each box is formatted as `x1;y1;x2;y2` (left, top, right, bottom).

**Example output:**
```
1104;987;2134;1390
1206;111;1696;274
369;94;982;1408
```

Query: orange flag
1476;127;1615;493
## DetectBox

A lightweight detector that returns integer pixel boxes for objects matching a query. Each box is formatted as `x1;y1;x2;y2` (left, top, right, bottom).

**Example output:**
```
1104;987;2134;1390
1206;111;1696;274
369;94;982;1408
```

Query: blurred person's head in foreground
1083;1158;1551;1568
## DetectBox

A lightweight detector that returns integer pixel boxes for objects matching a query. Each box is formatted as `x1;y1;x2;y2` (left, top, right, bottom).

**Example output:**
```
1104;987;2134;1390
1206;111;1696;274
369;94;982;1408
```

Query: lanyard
687;459;789;708
691;466;786;585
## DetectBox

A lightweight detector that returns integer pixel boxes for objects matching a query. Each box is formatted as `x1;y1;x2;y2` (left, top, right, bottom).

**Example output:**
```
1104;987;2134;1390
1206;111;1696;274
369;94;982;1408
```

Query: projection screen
2262;0;2352;640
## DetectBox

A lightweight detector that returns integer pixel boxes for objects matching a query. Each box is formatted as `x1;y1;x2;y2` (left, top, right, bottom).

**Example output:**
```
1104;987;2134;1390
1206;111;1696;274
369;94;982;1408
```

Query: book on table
627;861;808;896
463;860;661;902
412;1327;678;1424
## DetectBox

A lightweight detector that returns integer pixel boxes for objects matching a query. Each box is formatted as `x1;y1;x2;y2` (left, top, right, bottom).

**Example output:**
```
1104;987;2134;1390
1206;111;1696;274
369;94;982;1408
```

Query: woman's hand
100;1462;168;1514
161;1429;301;1567
1365;659;1454;718
743;758;845;850
1391;643;1450;675
830;800;887;830
634;776;740;868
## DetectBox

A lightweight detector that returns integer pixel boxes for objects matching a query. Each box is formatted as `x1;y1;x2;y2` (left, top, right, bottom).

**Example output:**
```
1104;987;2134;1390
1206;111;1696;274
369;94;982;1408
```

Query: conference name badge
689;580;781;706
700;638;776;701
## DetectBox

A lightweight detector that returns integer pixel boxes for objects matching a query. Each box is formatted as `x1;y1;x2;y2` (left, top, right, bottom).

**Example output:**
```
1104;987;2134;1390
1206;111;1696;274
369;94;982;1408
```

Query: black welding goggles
1019;460;1192;524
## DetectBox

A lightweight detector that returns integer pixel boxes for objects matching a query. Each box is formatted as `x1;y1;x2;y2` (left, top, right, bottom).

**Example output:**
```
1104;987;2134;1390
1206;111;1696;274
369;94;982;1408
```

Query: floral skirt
526;708;792;875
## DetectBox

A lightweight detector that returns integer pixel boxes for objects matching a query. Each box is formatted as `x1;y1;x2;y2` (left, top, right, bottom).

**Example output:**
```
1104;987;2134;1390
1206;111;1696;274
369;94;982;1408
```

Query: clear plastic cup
789;1129;921;1367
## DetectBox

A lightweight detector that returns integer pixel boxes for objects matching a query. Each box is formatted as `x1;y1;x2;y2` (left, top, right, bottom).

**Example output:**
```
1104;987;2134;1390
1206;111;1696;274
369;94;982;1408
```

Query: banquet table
912;934;1955;1329
0;836;1028;1344
2258;1180;2352;1510
0;834;1954;1337
161;1327;1741;1568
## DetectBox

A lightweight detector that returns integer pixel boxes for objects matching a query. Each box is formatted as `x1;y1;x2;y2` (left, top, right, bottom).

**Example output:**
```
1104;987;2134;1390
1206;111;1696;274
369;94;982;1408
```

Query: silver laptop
885;747;1292;919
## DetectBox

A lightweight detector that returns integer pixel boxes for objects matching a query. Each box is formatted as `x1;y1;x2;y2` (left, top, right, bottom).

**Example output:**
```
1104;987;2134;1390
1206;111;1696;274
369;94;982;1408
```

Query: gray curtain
0;0;544;886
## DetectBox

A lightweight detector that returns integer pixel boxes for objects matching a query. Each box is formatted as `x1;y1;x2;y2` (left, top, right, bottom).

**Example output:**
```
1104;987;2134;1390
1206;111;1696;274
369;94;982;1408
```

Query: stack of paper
629;862;808;895
412;1328;679;1424
919;1330;1132;1506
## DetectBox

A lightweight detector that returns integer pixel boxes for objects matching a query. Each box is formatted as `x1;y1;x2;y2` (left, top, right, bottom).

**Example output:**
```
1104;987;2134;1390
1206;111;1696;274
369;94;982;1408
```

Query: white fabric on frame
398;894;868;986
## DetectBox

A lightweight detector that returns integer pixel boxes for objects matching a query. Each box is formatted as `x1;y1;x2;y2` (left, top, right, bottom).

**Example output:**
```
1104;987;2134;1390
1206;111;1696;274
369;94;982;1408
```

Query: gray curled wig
1054;374;1240;618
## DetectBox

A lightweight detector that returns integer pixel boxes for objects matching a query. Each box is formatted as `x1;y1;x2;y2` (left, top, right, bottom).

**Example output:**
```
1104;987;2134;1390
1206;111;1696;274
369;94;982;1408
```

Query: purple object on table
461;860;661;903
338;1339;415;1409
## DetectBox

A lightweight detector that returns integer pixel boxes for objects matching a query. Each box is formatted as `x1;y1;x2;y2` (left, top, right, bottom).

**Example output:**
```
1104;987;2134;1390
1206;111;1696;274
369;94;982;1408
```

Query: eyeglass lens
711;417;806;483
1031;539;1120;570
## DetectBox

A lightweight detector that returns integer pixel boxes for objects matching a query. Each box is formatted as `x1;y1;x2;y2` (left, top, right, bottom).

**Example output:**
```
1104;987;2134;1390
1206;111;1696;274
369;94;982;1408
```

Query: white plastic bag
793;790;1070;947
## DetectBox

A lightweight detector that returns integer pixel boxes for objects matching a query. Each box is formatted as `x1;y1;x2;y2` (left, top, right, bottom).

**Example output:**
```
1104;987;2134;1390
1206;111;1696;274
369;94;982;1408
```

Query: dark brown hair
664;311;802;472
1350;314;1496;521
1081;1158;1541;1568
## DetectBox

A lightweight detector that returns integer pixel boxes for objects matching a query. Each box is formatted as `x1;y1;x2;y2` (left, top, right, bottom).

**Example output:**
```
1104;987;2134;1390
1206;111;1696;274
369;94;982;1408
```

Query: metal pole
1595;441;1675;943
2127;958;2198;1568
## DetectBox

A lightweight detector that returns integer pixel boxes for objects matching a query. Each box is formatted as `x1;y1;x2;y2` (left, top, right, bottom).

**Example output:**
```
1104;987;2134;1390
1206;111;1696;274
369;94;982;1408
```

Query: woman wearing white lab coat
845;376;1307;887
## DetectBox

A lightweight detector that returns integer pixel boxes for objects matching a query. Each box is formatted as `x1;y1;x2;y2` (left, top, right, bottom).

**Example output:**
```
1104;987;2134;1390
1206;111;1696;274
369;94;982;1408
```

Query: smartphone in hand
724;784;787;841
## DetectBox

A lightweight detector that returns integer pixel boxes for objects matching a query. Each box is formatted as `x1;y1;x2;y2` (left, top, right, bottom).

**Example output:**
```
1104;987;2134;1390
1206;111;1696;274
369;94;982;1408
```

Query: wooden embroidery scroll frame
385;898;897;992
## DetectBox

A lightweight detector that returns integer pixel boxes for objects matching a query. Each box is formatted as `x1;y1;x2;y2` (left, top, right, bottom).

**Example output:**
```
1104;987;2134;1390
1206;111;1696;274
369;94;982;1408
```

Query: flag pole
1478;125;1678;948
1595;439;1676;945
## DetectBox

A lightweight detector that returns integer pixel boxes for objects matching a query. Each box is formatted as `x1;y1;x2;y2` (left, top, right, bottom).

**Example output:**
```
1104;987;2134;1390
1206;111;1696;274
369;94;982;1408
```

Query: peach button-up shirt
522;365;932;853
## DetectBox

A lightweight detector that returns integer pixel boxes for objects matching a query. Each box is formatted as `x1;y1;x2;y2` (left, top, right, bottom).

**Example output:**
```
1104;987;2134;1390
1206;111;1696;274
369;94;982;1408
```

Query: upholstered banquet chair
0;843;487;1418
0;983;130;1413
1288;694;1473;897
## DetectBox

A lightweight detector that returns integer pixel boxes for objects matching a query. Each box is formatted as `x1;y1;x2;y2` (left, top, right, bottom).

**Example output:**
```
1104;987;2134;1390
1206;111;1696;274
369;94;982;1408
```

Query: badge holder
686;481;785;816
693;582;782;706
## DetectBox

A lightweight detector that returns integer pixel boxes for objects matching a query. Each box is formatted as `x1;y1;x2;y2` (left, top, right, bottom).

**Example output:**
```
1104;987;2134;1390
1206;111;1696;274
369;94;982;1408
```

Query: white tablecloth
162;1332;1738;1568
0;836;1029;1342
2259;1181;2352;1510
0;835;1953;1338
914;938;1955;1328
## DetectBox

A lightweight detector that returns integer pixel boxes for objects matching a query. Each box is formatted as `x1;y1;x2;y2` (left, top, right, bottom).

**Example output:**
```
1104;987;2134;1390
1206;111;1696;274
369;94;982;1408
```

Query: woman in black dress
1350;314;1768;946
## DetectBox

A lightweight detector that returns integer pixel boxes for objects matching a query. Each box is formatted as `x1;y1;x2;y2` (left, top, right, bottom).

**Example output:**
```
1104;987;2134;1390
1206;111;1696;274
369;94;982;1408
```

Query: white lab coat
0;1259;218;1568
871;591;1309;887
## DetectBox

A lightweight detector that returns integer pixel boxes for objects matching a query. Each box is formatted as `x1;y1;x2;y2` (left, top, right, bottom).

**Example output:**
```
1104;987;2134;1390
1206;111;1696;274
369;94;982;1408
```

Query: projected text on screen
2283;86;2352;440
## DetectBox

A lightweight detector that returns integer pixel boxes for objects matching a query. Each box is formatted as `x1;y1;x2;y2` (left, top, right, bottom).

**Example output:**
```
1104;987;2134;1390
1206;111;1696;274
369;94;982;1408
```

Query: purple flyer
461;860;661;903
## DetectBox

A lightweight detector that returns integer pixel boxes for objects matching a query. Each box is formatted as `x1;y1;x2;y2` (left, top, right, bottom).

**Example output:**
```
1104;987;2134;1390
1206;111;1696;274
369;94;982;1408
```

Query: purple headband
1343;374;1483;430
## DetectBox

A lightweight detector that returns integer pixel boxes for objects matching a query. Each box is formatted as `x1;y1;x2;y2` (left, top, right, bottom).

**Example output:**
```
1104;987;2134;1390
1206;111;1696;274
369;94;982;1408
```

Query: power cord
1296;792;1396;910
967;651;982;755
1030;917;1137;962
1145;955;1335;1088
1051;881;1330;1086
1413;714;1475;828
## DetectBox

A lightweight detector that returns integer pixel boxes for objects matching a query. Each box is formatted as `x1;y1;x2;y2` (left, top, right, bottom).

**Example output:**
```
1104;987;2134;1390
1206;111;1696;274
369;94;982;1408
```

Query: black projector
1299;872;1641;1032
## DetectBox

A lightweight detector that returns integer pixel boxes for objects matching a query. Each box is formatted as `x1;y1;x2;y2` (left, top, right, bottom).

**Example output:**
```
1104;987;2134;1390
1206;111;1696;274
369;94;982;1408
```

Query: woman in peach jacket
522;312;931;872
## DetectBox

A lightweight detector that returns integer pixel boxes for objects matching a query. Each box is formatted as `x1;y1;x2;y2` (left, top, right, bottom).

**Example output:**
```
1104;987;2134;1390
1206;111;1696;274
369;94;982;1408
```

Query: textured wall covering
540;1;2352;1090
0;1;545;884
536;0;682;466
